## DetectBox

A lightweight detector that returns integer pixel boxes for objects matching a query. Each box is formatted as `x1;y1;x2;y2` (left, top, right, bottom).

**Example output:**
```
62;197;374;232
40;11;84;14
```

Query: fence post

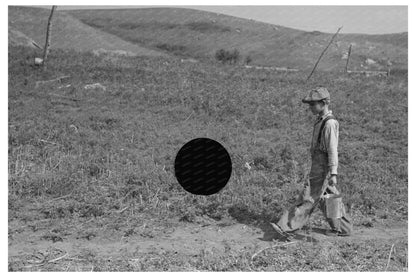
345;44;352;73
42;5;57;69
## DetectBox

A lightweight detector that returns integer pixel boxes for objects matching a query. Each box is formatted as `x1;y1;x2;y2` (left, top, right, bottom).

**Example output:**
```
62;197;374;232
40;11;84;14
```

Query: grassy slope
9;28;40;49
67;7;407;70
8;47;407;271
8;6;166;56
8;45;407;270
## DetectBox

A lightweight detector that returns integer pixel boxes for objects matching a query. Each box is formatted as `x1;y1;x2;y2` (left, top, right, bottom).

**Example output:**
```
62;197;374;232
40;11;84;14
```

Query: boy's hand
328;175;337;186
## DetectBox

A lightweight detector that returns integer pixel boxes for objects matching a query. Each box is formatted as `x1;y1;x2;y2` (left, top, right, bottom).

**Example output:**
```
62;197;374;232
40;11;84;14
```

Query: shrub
215;48;240;64
245;55;252;65
186;21;231;33
155;43;187;56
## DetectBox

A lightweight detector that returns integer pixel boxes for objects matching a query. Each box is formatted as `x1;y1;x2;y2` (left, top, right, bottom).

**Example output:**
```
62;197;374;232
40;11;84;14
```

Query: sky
35;5;407;34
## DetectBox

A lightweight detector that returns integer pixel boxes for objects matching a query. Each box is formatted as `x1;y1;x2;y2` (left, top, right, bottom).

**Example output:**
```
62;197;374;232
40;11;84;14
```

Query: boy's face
308;101;325;115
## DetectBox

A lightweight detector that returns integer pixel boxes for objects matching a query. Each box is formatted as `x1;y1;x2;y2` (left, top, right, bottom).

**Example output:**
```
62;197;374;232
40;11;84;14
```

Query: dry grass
67;7;407;70
8;6;165;56
8;45;407;271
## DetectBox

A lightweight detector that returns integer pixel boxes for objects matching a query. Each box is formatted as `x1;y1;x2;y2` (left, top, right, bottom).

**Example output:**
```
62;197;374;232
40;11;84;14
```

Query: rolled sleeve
323;119;339;175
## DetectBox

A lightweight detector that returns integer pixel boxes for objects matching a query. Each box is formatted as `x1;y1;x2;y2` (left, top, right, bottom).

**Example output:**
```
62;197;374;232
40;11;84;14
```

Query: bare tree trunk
42;5;57;68
306;26;342;81
345;44;352;72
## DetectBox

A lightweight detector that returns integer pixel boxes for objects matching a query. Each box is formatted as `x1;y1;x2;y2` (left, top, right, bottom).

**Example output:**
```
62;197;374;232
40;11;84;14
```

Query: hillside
8;45;408;271
67;7;408;70
8;6;166;57
9;28;41;49
9;6;407;71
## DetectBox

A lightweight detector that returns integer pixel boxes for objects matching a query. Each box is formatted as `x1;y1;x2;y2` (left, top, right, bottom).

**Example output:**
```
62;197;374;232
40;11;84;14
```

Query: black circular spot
174;138;232;195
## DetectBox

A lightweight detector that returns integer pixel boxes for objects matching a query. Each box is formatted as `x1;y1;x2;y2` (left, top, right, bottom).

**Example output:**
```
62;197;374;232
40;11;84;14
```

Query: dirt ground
8;212;408;271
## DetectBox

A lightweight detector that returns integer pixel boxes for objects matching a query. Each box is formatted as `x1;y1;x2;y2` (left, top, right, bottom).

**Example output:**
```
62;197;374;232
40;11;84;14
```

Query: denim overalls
276;114;353;235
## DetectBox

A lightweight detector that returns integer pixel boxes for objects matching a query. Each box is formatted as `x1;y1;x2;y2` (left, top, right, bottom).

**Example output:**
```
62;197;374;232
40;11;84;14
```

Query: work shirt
310;110;339;175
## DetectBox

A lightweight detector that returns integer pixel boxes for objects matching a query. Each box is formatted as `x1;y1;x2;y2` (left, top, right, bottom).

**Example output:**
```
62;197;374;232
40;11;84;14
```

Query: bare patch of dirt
8;214;407;271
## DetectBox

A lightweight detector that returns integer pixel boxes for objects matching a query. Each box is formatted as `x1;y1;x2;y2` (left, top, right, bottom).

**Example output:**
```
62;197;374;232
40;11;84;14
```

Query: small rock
69;124;78;133
365;58;377;65
84;83;106;91
34;57;43;65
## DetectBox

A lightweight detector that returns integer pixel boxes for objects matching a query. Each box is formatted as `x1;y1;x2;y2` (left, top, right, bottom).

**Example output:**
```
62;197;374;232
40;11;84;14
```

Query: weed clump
215;48;240;64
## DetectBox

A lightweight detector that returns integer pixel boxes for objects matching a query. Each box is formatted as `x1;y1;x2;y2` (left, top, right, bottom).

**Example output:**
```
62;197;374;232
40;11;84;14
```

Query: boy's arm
323;119;339;175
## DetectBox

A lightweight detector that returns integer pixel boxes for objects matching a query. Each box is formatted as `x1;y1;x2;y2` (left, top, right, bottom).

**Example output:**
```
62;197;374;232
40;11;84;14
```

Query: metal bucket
324;194;343;219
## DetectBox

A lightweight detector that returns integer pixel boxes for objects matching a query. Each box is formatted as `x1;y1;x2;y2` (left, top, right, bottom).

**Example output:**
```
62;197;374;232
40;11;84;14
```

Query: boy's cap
302;87;330;103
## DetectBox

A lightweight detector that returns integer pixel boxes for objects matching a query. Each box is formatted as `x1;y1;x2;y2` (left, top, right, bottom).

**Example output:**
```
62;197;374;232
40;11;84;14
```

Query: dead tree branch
306;26;342;81
42;5;57;68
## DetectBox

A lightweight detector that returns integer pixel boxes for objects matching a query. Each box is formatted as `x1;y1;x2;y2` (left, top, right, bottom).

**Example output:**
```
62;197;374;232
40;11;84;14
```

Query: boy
272;87;353;237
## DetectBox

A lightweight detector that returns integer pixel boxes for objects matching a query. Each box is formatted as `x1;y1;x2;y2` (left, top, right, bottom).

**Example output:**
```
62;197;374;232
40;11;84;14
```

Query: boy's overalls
276;112;353;235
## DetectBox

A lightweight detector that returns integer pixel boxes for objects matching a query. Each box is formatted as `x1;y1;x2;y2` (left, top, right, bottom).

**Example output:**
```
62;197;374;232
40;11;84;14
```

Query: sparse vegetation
215;48;241;64
155;43;188;56
245;55;252;65
186;21;231;33
65;7;407;70
8;45;407;271
8;6;164;56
